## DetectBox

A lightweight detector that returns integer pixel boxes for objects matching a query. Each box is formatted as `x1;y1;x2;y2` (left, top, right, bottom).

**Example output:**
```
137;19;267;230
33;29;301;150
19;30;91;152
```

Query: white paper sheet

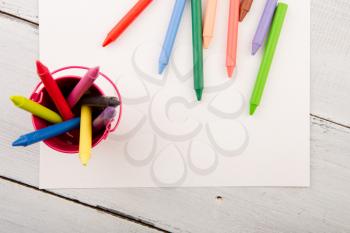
39;0;310;188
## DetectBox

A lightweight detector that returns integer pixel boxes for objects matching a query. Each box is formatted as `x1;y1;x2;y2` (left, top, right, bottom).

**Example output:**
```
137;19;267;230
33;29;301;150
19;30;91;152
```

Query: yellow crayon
10;95;63;123
79;105;92;166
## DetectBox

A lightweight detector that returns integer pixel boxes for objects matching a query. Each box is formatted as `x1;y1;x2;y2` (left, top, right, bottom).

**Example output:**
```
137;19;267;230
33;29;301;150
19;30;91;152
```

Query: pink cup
29;66;122;153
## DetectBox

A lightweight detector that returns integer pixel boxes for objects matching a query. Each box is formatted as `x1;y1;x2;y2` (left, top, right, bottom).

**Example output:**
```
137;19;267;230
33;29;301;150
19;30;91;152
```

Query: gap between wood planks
0;8;348;233
0;175;170;233
0;9;38;26
310;114;350;131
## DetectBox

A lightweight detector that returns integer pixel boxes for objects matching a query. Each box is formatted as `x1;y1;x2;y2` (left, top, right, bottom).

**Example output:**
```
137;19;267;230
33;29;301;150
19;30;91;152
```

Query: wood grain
0;0;37;23
311;0;350;126
0;178;160;233
1;0;350;232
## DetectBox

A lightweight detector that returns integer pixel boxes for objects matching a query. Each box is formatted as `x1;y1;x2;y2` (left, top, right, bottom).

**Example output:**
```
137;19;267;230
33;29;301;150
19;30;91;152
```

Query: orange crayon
203;0;217;49
103;0;153;47
226;0;239;77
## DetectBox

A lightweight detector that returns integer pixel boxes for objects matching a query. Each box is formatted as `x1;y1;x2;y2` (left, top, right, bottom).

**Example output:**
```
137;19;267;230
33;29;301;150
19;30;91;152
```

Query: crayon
12;118;80;147
67;67;100;108
93;107;117;131
158;0;186;74
239;0;254;22
250;3;288;115
252;0;277;55
80;96;120;108
226;0;239;77
102;0;153;47
191;0;204;101
10;96;63;124
79;105;92;166
36;61;74;120
203;0;217;48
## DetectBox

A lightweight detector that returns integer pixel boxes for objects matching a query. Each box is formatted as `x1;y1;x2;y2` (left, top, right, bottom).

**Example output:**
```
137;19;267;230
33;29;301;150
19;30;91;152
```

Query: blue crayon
12;118;81;147
158;0;186;74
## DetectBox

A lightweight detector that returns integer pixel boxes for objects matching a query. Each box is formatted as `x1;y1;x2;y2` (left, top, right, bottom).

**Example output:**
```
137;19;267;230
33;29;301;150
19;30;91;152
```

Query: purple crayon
251;0;277;55
93;107;116;131
67;66;100;108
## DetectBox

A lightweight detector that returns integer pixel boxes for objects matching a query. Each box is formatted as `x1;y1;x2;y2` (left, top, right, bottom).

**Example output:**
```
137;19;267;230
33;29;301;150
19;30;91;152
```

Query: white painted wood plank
0;0;37;23
311;0;350;126
0;179;160;233
0;13;39;185
1;1;350;233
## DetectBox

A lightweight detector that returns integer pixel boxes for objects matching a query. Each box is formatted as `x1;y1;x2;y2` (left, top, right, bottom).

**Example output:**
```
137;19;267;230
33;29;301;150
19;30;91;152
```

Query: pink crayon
93;107;116;131
67;67;100;108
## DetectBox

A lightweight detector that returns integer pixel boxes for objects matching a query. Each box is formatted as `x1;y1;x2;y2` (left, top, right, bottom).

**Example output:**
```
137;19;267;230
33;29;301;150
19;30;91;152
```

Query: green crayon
191;0;204;101
250;3;288;115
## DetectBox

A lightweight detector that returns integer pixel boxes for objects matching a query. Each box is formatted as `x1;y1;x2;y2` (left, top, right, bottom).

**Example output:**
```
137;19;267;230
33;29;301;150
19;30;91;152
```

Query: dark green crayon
191;0;204;101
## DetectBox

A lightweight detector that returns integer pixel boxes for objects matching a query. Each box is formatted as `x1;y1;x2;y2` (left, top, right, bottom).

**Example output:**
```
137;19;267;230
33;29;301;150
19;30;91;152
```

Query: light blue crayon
12;118;81;147
158;0;186;74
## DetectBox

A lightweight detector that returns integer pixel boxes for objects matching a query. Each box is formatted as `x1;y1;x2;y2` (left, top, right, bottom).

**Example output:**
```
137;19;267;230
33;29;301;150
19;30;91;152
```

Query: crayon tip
109;97;120;107
227;66;235;78
10;96;22;107
203;36;212;49
102;37;113;47
12;137;27;147
35;60;48;74
158;62;167;74
249;104;258;115
252;43;261;55
104;107;117;118
239;10;248;22
80;154;90;166
88;66;100;78
195;89;203;101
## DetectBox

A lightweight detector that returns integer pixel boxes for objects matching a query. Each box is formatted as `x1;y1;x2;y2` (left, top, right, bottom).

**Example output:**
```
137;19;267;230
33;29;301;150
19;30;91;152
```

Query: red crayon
102;0;153;47
35;61;74;120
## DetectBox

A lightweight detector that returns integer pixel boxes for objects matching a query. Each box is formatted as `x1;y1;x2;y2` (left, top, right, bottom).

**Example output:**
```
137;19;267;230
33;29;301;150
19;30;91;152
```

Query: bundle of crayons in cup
101;0;287;114
10;61;120;166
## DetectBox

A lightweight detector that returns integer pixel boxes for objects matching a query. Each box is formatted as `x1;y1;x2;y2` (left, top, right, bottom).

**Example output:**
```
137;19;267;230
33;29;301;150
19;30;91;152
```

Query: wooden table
1;0;350;232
